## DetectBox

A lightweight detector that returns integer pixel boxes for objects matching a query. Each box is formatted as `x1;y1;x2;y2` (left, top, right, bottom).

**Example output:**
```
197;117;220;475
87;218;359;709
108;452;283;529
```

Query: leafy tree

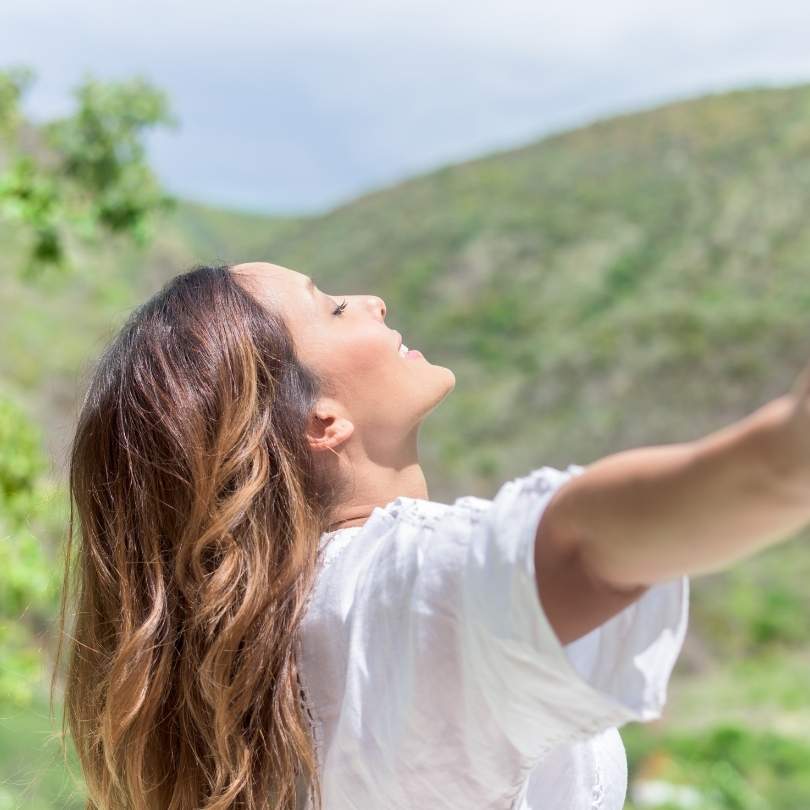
0;64;178;709
0;64;178;278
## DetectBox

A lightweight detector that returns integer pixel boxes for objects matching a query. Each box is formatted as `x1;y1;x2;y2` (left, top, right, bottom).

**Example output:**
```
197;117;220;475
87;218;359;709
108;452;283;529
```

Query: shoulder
309;494;492;617
313;465;583;597
397;464;586;536
318;465;585;566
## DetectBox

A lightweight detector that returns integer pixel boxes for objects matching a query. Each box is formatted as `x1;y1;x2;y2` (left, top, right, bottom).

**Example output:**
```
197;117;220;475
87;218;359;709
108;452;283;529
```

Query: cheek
329;338;392;385
348;338;401;385
359;339;397;374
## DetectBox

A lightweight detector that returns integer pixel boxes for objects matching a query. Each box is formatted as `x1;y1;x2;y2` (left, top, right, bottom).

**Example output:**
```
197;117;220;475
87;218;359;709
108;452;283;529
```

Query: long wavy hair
51;263;344;810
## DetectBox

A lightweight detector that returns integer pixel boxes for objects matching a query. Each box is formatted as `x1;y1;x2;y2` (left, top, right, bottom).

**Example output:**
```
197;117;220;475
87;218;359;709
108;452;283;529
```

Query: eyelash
332;299;348;316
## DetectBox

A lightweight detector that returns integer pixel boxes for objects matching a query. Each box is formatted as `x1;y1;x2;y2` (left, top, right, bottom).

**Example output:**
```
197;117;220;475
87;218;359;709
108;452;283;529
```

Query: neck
324;442;429;532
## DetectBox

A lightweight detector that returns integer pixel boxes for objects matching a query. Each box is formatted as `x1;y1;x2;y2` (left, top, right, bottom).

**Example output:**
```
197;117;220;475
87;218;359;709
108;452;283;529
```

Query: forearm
555;395;810;589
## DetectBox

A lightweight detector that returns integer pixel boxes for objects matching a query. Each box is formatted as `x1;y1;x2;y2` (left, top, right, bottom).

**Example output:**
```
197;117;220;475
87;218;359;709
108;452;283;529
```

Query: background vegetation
2;64;810;807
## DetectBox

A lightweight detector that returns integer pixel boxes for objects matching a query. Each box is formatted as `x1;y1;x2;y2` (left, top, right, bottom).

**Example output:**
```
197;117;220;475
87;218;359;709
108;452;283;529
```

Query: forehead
231;261;300;287
231;262;311;308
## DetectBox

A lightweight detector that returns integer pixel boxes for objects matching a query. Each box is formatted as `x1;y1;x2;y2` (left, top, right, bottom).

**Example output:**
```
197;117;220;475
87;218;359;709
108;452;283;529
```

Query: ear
306;402;355;453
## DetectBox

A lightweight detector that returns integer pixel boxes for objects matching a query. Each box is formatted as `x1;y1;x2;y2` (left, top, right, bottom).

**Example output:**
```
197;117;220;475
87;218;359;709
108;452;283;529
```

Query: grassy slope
4;81;810;806
256;83;810;484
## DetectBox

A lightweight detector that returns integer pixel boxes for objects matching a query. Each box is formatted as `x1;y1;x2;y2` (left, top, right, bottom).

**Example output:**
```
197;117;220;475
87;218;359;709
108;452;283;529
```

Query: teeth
399;343;409;356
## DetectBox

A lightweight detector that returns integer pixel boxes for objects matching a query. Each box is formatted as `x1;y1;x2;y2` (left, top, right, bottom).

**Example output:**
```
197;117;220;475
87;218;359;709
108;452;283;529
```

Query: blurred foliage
0;64;178;278
0;67;34;138
623;723;810;809
0;688;85;809
690;538;810;659
0;393;65;707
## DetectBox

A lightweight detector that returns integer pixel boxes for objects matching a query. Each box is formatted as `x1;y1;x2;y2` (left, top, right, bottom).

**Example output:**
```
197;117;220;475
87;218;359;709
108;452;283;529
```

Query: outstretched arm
543;367;810;593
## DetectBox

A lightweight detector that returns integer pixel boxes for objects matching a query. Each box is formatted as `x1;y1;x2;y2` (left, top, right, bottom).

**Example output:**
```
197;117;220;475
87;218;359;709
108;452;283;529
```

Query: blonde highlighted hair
51;264;343;809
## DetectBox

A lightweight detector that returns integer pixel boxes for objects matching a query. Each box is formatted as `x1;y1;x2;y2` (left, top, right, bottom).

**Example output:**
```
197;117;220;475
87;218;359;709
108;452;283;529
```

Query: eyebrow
304;275;316;297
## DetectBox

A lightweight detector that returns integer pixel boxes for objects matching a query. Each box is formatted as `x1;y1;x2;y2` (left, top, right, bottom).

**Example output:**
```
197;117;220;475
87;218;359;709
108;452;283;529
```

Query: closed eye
332;299;348;316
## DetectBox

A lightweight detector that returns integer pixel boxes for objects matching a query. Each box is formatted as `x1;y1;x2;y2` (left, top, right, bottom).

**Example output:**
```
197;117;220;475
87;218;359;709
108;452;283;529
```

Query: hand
789;359;810;413
780;360;810;489
727;366;810;506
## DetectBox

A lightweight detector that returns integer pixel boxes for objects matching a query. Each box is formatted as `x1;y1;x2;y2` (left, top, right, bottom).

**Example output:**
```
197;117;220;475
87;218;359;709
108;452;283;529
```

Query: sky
3;0;810;216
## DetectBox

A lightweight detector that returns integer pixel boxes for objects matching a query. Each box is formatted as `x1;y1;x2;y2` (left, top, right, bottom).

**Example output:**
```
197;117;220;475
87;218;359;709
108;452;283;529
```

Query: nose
370;295;386;320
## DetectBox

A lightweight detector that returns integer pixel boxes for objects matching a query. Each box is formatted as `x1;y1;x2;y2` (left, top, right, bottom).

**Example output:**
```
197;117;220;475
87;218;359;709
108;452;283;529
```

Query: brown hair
51;263;342;809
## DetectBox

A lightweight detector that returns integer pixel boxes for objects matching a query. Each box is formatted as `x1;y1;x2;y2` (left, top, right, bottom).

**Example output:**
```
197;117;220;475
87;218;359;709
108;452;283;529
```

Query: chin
414;367;455;419
435;365;456;397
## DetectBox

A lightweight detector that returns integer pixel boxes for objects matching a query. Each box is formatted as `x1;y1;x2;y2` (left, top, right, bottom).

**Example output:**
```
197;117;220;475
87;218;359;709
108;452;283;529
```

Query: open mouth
395;331;424;360
398;342;424;359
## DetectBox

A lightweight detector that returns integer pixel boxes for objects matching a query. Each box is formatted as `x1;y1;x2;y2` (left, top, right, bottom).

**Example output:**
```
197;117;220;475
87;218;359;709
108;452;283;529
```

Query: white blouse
295;464;690;809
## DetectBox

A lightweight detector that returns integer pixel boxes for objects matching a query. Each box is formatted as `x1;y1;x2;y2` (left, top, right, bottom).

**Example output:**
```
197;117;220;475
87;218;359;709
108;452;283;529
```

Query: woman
53;261;810;810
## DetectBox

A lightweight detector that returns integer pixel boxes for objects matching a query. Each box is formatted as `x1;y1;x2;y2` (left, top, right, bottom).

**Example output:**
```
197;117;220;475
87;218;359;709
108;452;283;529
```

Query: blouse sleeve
456;463;690;761
321;463;690;802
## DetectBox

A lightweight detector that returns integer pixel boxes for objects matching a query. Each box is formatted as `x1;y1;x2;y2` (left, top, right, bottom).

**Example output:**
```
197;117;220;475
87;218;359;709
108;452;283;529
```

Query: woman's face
230;262;455;449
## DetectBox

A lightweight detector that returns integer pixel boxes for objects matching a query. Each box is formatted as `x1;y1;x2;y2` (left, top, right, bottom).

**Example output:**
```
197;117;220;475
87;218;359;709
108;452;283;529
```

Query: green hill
4;80;810;807
255;83;810;483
